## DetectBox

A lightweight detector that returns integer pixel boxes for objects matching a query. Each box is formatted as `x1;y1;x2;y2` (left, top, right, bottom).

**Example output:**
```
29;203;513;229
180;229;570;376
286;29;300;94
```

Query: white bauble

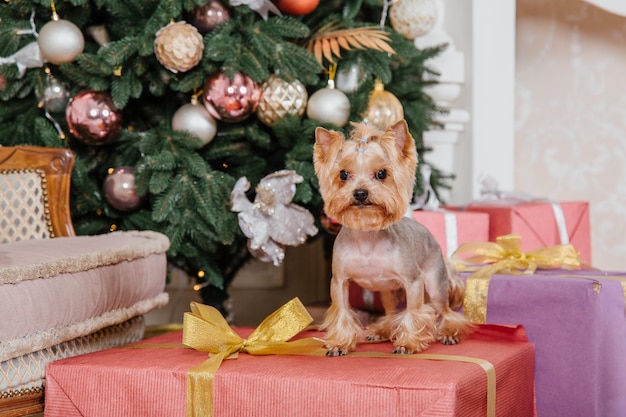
306;82;351;127
389;0;438;40
38;17;85;65
172;101;218;145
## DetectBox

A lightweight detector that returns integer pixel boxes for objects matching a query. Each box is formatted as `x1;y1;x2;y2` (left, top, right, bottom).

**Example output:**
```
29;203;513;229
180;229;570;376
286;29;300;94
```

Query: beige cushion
0;230;170;362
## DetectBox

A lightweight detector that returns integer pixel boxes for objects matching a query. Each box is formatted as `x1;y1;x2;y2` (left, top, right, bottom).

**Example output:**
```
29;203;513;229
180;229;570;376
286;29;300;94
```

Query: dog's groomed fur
314;120;472;356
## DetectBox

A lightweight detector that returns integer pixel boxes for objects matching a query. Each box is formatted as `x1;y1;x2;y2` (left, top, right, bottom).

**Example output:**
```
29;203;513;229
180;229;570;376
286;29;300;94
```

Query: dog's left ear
389;119;415;159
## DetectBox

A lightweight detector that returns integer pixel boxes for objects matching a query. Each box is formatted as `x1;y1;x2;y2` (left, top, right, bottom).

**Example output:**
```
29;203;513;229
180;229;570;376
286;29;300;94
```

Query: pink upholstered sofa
0;146;170;416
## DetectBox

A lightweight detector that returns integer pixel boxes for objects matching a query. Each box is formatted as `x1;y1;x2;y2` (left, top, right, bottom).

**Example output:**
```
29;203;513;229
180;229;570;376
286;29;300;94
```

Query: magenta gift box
462;269;626;417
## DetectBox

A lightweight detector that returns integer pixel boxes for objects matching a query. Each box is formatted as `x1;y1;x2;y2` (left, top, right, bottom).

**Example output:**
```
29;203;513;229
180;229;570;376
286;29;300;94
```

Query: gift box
348;210;490;312
45;320;536;417
461;269;626;417
462;201;591;263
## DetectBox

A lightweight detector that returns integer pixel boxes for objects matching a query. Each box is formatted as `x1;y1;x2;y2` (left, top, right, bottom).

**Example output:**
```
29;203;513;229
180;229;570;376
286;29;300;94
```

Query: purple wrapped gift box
461;269;626;417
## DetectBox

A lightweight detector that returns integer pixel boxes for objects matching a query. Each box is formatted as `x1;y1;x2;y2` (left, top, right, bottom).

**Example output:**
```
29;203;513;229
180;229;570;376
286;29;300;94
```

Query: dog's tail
446;262;466;311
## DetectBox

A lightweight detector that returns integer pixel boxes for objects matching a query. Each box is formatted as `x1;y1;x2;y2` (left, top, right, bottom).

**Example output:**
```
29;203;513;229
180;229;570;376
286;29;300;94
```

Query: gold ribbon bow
452;234;581;323
182;297;326;417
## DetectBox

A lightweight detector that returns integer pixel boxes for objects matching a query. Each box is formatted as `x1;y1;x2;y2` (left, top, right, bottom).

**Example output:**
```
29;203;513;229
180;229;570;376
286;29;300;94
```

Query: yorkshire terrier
314;120;472;356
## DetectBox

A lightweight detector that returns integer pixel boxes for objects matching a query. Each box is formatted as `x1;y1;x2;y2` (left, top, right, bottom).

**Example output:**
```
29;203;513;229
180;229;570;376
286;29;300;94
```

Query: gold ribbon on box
127;296;504;417
452;233;582;323
182;297;326;417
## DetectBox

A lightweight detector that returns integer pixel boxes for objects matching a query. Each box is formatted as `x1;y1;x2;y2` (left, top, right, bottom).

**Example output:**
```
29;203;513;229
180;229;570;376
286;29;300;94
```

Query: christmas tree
0;0;449;313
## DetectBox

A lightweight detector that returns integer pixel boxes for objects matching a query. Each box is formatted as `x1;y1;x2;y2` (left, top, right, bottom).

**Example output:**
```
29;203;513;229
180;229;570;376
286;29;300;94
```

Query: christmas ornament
103;167;144;212
230;0;281;20
0;75;6;91
389;0;438;40
307;26;395;67
189;0;231;34
154;21;204;73
256;74;308;127
65;90;123;145
335;63;364;93
203;71;261;122
38;13;85;65
361;79;404;130
306;66;350;127
231;170;318;266
43;76;70;113
274;0;320;15
172;95;218;145
0;42;44;78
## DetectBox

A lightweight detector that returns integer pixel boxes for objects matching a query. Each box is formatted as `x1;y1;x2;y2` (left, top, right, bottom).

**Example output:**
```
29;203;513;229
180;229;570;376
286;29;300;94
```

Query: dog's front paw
326;347;348;357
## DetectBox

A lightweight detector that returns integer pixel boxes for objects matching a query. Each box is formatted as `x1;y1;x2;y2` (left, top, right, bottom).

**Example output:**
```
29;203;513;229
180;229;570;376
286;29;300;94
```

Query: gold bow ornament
182;297;326;417
452;234;582;323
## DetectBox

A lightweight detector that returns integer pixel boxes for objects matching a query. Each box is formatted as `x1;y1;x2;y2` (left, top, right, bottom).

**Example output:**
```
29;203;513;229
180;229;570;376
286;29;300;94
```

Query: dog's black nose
353;189;368;202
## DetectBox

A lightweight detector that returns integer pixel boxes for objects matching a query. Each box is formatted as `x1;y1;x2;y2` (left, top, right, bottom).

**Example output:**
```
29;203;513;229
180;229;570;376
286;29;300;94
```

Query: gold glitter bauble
256;75;308;127
154;21;204;73
361;79;404;130
389;0;438;40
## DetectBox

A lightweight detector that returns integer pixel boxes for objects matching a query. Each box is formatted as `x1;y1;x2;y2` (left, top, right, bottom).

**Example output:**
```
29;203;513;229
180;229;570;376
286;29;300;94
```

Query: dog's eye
376;169;387;180
340;170;349;181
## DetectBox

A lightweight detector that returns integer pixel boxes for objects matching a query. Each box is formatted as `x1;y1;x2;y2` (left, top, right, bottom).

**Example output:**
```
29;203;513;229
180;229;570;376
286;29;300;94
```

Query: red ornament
103;167;144;212
274;0;320;15
189;0;230;34
202;72;260;123
65;90;122;145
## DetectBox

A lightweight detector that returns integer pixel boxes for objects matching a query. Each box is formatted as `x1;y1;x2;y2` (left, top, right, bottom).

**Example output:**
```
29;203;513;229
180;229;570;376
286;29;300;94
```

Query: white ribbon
230;0;282;20
0;42;44;78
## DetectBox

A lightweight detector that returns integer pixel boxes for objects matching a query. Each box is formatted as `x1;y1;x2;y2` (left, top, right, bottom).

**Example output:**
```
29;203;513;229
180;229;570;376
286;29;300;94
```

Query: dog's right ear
314;127;335;164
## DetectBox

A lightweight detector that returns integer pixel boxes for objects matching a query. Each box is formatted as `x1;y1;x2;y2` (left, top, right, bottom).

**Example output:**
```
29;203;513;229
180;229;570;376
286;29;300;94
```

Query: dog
313;119;472;356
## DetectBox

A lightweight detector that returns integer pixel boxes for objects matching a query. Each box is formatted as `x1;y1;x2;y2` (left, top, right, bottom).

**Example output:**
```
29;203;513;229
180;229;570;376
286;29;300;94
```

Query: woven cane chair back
0;146;75;243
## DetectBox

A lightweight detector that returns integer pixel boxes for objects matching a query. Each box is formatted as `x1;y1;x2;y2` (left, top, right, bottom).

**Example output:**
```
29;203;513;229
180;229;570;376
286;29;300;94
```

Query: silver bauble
336;63;363;93
38;17;85;65
306;81;350;127
172;100;218;146
44;77;70;113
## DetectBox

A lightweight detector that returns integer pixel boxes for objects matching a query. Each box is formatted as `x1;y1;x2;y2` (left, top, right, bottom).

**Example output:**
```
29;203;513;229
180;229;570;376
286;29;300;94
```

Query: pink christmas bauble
103;166;144;211
66;90;122;145
202;72;260;123
189;0;230;34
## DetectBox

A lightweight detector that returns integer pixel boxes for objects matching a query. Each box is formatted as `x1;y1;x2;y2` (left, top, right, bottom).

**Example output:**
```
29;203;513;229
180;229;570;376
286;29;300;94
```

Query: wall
515;0;626;269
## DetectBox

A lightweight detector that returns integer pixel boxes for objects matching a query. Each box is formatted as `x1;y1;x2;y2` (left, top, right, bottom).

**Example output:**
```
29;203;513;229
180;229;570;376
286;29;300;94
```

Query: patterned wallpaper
515;0;626;269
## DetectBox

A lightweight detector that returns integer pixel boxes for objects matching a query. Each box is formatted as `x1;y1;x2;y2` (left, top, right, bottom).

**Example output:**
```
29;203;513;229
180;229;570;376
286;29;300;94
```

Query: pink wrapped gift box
45;325;535;417
348;210;490;312
462;269;626;417
461;201;591;263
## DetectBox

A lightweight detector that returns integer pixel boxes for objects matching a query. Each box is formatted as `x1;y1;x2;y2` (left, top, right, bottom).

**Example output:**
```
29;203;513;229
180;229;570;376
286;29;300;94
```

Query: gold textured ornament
389;0;438;40
361;79;404;130
256;75;308;127
154;21;204;73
